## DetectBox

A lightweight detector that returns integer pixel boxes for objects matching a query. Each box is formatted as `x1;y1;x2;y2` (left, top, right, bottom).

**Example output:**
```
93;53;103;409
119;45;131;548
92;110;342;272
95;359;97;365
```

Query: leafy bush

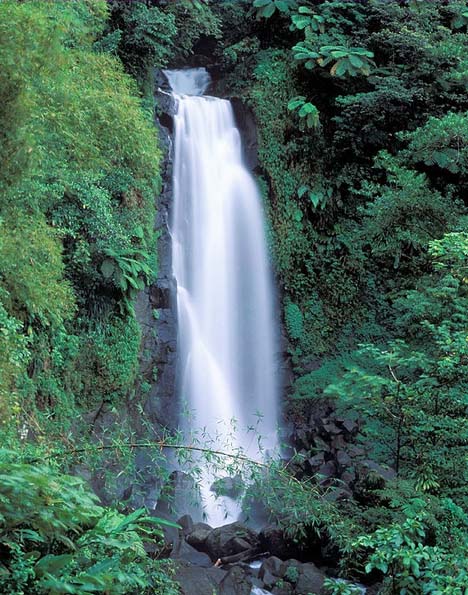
0;213;74;328
0;456;179;595
326;232;468;499
354;499;468;594
0;0;160;427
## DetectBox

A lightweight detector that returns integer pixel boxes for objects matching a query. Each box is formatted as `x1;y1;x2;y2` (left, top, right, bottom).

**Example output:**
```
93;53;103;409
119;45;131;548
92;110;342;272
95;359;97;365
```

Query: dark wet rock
243;562;260;580
136;80;179;432
321;421;342;435
272;584;294;595
186;523;213;551
154;70;177;118
230;98;258;171
172;540;213;567
366;583;383;594
147;509;180;556
341;418;358;434
337;450;352;467
177;514;194;536
307;453;325;469
258;557;285;590
294;428;311;451
294;562;325;595
341;469;357;485
174;560;225;595
331;434;347;450
261;569;277;590
249;576;265;589
230;537;252;552
260;556;285;579
348;445;366;458
312;436;331;453
205;522;259;561
317;461;336;482
219;566;252;595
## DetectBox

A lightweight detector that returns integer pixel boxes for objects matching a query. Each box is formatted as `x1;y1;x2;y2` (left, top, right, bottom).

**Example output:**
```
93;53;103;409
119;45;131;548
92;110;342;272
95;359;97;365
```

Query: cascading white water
165;68;278;525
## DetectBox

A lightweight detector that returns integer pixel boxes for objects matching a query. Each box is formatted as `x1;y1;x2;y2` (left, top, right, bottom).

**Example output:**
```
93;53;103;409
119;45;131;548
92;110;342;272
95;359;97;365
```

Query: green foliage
293;42;374;77
165;0;221;61
323;578;362;595
214;4;468;585
0;302;29;421
288;96;320;129
107;0;221;82
358;153;456;271
0;0;160;427
284;299;303;340
101;246;154;299
290;6;325;36
244;458;353;546
110;1;176;76
0;456;179;595
74;314;141;409
298;184;331;210
354;500;468;594
0;214;75;328
326;232;468;499
253;0;297;20
400;111;468;175
218;0;468;368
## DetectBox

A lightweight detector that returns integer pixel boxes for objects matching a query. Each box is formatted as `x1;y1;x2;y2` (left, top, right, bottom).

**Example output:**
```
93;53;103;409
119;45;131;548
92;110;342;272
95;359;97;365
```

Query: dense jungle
0;1;467;594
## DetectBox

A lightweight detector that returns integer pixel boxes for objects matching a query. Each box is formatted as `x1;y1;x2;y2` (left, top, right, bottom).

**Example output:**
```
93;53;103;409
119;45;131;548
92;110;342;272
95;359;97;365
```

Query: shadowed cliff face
136;70;179;430
230;98;259;171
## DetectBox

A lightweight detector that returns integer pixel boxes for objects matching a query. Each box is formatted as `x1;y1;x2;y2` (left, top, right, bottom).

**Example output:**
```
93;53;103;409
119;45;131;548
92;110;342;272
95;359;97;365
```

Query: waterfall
165;68;278;525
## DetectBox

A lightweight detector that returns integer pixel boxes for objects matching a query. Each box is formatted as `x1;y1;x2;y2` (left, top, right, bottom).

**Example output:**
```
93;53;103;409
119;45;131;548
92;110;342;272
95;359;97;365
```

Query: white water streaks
166;68;279;525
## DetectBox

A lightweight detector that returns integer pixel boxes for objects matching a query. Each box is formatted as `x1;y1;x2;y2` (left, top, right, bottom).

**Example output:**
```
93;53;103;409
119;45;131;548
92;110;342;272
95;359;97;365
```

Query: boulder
260;568;277;590
294;562;325;595
186;523;213;551
259;556;284;579
204;522;259;560
341;418;358;434
336;450;352;468
331;434;347;450
347;445;366;458
317;462;336;482
177;514;194;536
174;560;225;595
341;469;356;485
324;487;352;502
272;584;294;595
306;453;325;471
321;421;342;436
219;566;252;595
172;540;212;567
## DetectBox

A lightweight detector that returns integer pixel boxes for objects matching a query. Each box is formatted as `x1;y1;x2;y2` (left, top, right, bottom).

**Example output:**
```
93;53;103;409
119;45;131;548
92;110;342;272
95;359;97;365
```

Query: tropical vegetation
1;0;467;593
